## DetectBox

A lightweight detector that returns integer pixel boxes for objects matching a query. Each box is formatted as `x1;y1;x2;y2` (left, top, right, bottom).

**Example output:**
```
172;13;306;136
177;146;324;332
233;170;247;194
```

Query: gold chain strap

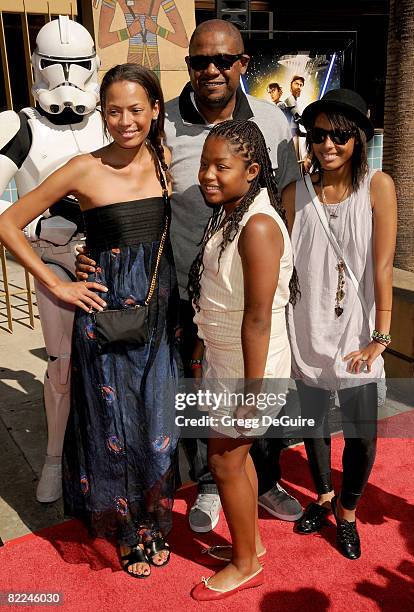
143;153;169;306
144;213;168;306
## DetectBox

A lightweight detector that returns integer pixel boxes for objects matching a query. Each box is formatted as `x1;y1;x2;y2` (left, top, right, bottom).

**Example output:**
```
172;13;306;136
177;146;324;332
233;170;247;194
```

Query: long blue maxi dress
62;197;180;547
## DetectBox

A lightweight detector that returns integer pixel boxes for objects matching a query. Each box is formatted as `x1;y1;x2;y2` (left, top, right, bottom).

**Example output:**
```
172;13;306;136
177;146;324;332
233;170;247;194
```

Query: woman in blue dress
0;64;180;579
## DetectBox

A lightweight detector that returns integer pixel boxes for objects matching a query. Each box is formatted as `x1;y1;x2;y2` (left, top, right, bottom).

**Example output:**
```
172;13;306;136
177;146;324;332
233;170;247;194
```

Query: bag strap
304;174;371;320
143;147;170;306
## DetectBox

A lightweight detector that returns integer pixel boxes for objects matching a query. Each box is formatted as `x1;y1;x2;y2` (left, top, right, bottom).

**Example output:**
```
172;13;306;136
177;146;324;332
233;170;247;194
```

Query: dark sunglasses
309;127;355;145
187;53;243;71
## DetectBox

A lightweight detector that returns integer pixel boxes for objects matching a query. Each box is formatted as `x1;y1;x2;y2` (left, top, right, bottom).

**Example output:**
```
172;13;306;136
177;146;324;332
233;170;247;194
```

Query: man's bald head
189;19;244;55
186;19;249;113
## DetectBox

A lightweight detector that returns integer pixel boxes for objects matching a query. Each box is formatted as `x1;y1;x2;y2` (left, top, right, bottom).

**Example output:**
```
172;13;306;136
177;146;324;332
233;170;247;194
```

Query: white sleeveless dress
287;170;384;391
193;188;293;437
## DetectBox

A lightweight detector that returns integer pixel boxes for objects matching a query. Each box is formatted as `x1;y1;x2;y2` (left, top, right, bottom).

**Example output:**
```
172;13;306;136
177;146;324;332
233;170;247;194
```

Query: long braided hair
188;120;300;310
99;63;168;173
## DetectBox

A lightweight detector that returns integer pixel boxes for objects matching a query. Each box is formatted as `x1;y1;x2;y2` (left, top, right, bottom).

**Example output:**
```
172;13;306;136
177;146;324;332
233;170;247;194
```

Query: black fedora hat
302;88;374;141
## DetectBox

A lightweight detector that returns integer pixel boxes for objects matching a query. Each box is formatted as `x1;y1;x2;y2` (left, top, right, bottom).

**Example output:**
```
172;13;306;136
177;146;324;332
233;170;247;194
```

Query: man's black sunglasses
187;53;244;71
308;127;355;145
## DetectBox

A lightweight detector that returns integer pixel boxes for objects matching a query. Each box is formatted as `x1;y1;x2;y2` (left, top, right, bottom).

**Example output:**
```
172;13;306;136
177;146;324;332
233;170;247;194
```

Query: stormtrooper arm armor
0;110;41;238
0;155;18;215
0;111;24;215
0;110;80;243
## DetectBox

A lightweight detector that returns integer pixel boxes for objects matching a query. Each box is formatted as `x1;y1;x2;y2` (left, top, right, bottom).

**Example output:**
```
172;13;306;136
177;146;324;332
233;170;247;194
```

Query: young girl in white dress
188;120;298;601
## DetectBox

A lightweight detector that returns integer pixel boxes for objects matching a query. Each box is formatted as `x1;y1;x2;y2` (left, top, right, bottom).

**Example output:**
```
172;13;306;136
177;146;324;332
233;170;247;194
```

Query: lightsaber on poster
320;52;337;99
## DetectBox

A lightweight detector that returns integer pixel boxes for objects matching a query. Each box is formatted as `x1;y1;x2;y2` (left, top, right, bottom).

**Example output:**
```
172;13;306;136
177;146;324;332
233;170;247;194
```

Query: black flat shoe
331;496;361;560
296;502;330;534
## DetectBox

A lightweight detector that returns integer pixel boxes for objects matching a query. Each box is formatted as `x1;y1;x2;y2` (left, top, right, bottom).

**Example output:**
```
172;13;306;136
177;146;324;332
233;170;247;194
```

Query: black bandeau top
83;197;166;251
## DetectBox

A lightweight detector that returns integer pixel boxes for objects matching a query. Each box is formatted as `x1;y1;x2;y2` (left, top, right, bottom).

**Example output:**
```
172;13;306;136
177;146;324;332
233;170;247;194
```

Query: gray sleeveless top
287;169;384;390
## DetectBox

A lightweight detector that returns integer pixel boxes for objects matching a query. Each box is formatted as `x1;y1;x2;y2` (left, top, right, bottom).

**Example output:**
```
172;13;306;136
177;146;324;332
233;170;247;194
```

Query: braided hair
188;120;300;310
99;63;168;172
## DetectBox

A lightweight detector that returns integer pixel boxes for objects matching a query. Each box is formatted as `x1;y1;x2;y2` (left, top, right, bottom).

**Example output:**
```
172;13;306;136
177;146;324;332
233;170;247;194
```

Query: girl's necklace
320;176;351;219
320;176;353;318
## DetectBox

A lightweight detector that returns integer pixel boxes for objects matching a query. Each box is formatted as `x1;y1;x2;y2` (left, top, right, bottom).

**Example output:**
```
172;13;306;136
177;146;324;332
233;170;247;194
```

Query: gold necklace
320;175;352;318
320;176;351;219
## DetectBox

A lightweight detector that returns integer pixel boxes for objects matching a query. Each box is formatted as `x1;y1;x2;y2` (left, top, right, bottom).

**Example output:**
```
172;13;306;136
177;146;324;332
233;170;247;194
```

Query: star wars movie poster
242;34;355;161
244;48;342;112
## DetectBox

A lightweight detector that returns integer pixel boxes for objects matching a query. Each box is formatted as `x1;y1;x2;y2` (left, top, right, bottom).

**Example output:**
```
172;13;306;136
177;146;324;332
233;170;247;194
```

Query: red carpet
1;413;414;611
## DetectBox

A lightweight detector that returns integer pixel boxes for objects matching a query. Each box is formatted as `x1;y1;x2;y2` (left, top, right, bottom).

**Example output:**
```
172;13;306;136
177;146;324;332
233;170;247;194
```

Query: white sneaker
36;457;62;503
189;493;221;533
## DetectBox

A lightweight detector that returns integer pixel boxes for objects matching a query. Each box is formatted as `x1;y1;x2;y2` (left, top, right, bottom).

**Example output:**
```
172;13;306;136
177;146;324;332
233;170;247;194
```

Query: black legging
297;381;378;511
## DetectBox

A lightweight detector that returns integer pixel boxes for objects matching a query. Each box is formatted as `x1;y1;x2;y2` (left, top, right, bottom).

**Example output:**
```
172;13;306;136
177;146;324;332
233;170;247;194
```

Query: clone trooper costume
0;16;107;502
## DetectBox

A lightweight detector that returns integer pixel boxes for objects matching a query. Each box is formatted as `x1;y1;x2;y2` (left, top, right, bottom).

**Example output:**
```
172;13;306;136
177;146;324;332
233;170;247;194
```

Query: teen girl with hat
283;89;397;559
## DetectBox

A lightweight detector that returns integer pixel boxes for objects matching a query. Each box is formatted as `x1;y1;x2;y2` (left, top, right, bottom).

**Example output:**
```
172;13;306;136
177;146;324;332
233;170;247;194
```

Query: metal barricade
0;243;35;333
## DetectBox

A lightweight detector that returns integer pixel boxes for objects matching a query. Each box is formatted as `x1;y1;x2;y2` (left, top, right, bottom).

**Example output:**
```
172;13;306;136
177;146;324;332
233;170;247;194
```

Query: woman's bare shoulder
370;170;396;199
66;151;100;173
371;170;395;190
241;213;282;244
370;170;397;211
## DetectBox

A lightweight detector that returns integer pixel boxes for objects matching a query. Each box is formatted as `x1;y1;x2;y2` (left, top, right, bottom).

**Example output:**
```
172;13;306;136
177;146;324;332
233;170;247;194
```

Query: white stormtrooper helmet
31;15;100;116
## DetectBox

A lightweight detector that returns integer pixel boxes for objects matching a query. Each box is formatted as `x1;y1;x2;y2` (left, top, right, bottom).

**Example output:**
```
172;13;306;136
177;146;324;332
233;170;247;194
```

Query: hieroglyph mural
92;0;195;99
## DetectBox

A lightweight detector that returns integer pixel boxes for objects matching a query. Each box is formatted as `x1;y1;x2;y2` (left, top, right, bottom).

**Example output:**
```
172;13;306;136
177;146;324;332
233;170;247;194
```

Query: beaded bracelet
372;330;391;345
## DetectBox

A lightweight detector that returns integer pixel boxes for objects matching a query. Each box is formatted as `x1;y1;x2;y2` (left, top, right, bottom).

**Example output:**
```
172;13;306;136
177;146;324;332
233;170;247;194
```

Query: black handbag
93;303;150;347
92;157;169;349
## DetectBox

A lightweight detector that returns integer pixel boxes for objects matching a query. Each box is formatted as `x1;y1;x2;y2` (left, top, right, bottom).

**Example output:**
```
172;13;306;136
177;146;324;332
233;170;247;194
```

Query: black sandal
120;543;151;579
144;530;171;567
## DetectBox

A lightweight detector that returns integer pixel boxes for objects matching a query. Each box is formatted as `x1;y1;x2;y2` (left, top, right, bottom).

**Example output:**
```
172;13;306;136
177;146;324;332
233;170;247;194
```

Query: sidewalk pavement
0;257;63;543
0;257;412;545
